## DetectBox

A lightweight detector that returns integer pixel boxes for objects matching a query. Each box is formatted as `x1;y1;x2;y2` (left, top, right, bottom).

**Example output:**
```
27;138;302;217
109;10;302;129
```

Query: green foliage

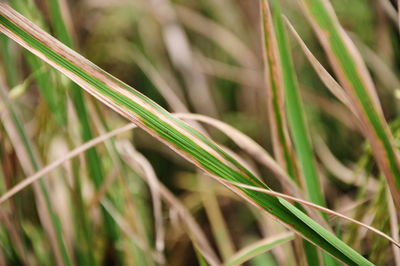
0;0;398;265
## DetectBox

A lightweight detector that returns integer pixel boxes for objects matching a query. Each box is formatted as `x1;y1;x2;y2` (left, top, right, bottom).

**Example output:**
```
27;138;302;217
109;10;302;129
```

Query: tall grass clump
0;0;399;265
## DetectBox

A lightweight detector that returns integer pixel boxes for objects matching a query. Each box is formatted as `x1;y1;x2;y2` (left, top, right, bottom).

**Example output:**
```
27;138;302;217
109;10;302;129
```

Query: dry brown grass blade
148;0;218;117
175;112;332;230
174;4;258;68
0;123;137;204
313;135;378;192
284;16;356;117
120;143;165;259
298;1;382;113
298;0;400;209
0;84;68;266
118;142;221;266
100;198;164;264
196;54;263;90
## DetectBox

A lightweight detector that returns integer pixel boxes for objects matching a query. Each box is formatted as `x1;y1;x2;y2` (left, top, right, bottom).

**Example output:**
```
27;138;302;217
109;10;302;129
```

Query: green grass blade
260;1;320;264
0;4;374;265
270;1;338;265
224;233;294;266
0;34;17;87
260;0;300;185
10;0;66;125
45;1;126;263
300;0;400;208
272;0;325;209
0;83;71;266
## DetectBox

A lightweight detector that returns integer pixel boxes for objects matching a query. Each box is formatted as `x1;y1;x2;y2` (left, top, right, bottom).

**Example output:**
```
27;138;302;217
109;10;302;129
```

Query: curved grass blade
0;82;71;266
0;4;373;265
299;0;400;208
46;0;127;264
224;233;294;266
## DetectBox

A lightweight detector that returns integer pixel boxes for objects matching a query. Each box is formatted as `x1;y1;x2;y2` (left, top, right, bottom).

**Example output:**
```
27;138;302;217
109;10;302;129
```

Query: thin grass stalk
260;3;319;262
224;232;294;266
90;99;158;259
11;0;66;125
0;83;71;266
260;0;300;185
46;0;126;263
1;120;397;250
0;4;374;265
1;117;396;252
128;45;235;259
200;177;235;260
0;30;28;265
271;0;325;213
149;0;218;117
118;143;221;265
271;1;339;265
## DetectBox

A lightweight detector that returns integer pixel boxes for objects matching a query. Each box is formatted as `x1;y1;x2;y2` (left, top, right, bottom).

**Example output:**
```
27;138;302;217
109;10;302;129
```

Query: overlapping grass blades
46;0;125;264
11;0;66;125
260;0;299;185
0;82;72;265
262;1;337;265
0;3;374;265
260;1;319;264
299;0;400;208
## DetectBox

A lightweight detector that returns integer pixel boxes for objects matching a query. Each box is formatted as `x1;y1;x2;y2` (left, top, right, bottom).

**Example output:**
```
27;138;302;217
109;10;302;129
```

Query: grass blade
269;1;340;264
0;82;71;266
260;0;300;186
272;0;325;210
10;0;66;125
299;0;400;208
224;232;294;266
0;4;374;265
46;1;128;263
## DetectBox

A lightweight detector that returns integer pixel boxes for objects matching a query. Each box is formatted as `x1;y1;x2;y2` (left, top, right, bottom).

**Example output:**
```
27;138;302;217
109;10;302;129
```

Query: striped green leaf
260;0;300;185
267;1;337;265
300;0;400;208
0;4;373;265
260;1;321;264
